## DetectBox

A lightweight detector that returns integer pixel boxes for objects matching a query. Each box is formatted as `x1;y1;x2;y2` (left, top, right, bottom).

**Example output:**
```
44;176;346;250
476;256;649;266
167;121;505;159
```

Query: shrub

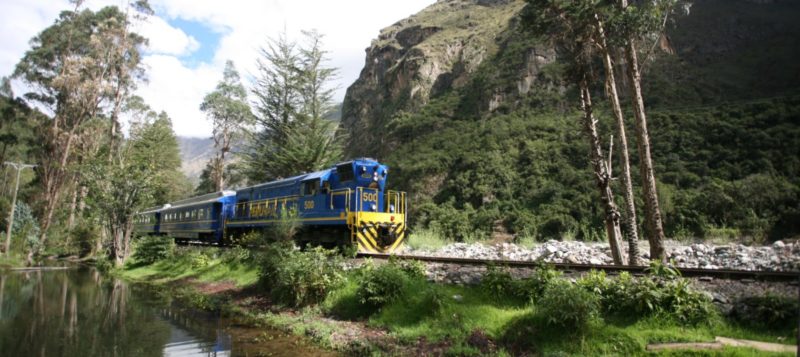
481;266;518;299
132;235;175;264
190;250;212;268
731;294;799;330
229;229;268;246
394;258;427;279
579;270;716;325
355;258;429;311
357;262;411;308
522;262;562;301
537;280;599;331
482;263;561;303
269;207;300;242
11;202;40;254
258;243;344;307
645;261;682;281
221;245;252;264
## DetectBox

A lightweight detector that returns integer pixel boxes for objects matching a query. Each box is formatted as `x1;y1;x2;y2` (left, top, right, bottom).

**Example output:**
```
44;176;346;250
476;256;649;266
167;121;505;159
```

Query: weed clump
731;293;799;330
356;258;426;309
258;243;344;307
537;279;600;331
481;263;561;303
576;263;717;325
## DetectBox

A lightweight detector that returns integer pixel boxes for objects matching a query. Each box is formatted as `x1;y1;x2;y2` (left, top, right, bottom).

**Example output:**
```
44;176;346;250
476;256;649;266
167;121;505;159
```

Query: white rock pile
404;240;800;271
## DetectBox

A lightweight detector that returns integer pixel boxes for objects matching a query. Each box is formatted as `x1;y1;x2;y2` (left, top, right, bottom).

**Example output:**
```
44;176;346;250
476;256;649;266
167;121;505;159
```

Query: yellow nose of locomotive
350;211;406;253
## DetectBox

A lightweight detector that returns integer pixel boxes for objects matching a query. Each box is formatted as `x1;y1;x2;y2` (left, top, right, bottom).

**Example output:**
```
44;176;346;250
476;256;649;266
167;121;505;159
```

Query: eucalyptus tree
525;0;625;264
12;2;149;253
590;3;640;265
607;0;678;262
200;60;254;191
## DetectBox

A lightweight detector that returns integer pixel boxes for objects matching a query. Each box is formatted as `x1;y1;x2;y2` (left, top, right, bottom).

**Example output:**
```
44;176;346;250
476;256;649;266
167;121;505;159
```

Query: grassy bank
0;253;27;268
115;242;797;356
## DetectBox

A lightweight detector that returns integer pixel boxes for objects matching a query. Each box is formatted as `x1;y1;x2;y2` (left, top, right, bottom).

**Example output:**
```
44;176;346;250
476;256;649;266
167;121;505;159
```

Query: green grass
0;253;26;268
320;271;796;356
405;228;451;251
117;247;797;356
118;248;258;287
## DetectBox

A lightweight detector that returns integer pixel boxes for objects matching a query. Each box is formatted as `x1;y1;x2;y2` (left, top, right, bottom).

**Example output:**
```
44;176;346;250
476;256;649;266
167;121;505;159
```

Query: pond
0;266;337;356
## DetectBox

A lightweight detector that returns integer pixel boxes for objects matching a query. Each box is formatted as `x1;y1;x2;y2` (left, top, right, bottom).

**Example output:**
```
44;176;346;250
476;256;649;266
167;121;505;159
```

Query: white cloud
1;0;437;138
137;55;218;138
136;16;200;56
0;0;68;78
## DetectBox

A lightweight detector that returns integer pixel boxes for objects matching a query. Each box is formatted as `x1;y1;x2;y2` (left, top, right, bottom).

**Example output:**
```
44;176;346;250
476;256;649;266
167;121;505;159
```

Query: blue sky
0;0;436;137
167;18;220;67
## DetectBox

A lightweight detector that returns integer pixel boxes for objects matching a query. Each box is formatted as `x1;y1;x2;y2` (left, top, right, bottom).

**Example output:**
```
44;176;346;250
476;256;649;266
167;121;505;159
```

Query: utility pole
4;162;35;256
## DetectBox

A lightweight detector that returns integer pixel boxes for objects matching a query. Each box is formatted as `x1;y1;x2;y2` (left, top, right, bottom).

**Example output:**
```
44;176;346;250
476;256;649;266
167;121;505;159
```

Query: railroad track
357;253;800;282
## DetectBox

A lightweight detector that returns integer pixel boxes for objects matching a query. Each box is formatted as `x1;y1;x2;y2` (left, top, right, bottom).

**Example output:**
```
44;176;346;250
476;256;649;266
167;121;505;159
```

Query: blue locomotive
133;158;407;253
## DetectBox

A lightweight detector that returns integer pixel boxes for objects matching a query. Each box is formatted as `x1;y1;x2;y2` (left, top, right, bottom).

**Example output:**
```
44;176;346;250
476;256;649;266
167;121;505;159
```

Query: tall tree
592;10;640;265
247;31;303;181
611;0;676;261
525;0;625;264
200;60;254;191
13;3;148;255
87;112;183;266
247;30;342;181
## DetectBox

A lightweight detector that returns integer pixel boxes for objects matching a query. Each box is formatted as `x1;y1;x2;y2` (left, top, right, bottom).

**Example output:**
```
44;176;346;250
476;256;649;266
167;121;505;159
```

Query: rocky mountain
177;136;213;183
342;0;546;157
340;0;800;241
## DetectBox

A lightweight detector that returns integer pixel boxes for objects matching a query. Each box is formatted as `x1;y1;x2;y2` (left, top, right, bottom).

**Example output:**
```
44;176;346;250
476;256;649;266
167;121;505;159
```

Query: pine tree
247;30;342;180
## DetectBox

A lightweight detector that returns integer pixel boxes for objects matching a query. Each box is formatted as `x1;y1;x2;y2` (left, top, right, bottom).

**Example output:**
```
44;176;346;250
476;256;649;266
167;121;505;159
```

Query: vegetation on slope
373;0;800;242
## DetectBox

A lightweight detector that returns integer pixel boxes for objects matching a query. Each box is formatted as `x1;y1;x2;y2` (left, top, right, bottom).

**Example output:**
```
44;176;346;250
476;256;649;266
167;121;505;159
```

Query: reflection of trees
0;268;171;355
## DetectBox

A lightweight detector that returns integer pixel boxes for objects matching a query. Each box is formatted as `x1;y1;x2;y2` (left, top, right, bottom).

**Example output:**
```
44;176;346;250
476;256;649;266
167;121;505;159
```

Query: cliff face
340;0;800;240
341;0;544;158
343;0;800;158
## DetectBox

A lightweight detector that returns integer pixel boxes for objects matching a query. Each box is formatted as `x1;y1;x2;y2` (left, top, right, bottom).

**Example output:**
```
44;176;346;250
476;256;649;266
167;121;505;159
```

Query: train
133;158;407;253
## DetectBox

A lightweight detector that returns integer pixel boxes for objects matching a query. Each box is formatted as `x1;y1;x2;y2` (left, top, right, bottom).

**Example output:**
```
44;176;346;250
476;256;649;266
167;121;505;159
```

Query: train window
302;180;319;196
337;163;354;182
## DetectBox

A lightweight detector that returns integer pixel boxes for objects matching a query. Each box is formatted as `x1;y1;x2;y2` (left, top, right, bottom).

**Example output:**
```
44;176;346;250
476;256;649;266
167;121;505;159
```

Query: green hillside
344;0;800;242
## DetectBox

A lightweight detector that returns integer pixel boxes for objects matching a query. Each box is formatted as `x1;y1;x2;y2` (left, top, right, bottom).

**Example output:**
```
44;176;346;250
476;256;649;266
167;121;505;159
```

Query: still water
0;266;337;356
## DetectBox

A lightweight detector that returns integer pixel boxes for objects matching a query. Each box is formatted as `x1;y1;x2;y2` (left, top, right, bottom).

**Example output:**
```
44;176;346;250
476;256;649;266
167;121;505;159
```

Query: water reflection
0;266;336;357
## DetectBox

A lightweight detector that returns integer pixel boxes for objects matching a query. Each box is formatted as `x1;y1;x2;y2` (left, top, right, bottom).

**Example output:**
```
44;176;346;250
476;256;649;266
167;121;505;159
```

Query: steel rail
357;253;800;282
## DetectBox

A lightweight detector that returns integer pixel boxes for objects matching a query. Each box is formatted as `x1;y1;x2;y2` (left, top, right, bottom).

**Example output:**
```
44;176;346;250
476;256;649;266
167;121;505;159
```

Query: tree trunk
77;185;87;217
617;0;667;262
94;227;106;258
67;177;78;230
579;77;625;265
595;15;641;265
39;129;77;252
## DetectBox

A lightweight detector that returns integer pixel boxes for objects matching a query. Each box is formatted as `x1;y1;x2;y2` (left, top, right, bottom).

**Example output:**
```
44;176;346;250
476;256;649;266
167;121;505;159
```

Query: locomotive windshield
337;162;354;182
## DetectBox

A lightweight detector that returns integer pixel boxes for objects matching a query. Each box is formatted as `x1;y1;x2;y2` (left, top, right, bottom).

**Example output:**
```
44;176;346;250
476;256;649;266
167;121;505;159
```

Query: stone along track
357;253;800;283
